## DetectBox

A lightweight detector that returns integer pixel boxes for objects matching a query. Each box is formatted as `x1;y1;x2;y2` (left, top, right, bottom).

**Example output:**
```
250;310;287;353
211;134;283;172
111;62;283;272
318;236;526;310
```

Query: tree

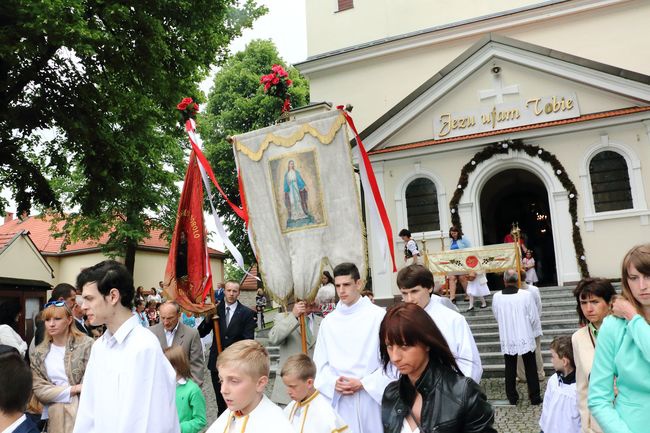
199;39;310;265
0;1;267;273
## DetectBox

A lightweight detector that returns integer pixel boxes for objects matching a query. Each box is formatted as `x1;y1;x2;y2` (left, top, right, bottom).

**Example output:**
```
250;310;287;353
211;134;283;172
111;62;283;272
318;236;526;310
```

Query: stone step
482;363;555;378
468;318;579;333
464;309;577;324
476;336;562;353
471;327;575;343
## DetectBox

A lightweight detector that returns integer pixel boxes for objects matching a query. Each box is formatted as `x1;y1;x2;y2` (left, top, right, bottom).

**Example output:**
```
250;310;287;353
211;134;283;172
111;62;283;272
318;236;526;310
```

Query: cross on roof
478;74;519;104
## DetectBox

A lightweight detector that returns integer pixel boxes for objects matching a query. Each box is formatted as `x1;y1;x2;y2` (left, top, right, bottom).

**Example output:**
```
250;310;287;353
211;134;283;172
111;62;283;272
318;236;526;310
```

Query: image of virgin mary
284;159;315;228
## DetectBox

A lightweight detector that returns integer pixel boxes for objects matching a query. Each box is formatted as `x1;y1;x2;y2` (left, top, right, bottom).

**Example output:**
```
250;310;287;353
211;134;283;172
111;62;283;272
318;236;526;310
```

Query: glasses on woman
43;300;66;309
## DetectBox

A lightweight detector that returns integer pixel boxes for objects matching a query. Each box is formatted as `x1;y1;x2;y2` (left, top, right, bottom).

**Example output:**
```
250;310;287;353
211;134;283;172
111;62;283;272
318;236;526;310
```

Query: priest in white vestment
492;269;542;405
313;263;394;433
396;264;483;383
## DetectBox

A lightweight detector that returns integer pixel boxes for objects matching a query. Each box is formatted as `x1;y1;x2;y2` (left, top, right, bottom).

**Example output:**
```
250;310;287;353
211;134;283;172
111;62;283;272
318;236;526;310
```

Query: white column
551;191;581;284
368;162;394;301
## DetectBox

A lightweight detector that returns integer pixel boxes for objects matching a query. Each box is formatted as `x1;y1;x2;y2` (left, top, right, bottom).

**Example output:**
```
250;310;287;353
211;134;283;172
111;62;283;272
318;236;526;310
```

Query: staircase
456;285;580;378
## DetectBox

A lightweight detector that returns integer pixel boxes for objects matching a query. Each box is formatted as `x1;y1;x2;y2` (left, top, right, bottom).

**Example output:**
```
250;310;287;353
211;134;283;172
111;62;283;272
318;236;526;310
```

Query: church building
296;0;650;300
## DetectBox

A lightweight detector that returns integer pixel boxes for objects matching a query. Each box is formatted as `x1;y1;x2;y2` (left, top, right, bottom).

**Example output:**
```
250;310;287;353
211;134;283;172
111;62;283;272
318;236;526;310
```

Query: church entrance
480;168;557;286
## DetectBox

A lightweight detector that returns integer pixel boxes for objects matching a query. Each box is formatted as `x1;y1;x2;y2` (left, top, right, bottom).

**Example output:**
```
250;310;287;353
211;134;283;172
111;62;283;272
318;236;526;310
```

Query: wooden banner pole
209;285;223;354
299;313;308;355
512;223;523;289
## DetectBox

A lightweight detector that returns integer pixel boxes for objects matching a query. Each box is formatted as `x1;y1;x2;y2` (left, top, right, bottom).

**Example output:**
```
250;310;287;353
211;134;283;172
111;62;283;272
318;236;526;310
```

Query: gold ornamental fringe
234;113;347;162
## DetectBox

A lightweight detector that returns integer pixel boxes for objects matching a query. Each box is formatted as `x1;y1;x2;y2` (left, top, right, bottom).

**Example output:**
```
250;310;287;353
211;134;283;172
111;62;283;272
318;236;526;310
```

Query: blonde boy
282;354;348;433
539;336;581;433
206;340;292;433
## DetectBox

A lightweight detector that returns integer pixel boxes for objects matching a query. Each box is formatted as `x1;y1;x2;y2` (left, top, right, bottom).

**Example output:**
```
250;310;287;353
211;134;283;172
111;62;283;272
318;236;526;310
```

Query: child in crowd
539;336;581;433
465;271;489;311
206;340;292;433
164;346;206;433
361;289;375;303
399;228;421;265
282;354;348;433
523;250;539;284
146;300;159;325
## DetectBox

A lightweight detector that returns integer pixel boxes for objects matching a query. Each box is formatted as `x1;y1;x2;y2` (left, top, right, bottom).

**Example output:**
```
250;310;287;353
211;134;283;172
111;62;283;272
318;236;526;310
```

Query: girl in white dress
465;272;489;311
522;250;539;284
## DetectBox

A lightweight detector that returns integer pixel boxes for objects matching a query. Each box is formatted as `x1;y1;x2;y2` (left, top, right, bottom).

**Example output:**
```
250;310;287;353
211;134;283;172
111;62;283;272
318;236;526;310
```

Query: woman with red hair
379;303;495;433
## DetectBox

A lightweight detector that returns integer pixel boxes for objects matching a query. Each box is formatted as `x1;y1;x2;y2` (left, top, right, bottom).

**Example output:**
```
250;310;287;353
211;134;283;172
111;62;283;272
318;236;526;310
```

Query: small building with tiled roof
0;213;225;339
297;3;650;300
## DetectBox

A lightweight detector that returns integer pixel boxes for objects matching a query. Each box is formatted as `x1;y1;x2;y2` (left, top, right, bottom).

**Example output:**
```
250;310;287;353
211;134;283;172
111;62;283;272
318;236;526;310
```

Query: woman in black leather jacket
380;303;496;433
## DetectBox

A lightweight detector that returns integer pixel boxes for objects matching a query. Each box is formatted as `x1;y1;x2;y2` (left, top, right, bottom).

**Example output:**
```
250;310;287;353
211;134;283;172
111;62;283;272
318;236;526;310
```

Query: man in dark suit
198;280;256;415
72;298;93;337
0;345;40;433
149;301;204;387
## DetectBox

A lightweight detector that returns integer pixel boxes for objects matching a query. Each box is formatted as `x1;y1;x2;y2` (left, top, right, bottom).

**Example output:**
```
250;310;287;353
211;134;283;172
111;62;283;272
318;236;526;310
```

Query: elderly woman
588;244;650;433
31;300;93;433
380;303;496;433
571;278;616;433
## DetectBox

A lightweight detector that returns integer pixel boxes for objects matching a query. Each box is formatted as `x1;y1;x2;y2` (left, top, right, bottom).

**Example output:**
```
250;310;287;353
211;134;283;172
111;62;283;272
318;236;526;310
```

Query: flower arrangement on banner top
260;64;293;113
177;97;200;124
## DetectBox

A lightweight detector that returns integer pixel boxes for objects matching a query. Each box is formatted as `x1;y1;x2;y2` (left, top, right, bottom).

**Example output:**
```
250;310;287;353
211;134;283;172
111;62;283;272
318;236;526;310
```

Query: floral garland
260;64;293;113
177;97;199;123
449;139;589;277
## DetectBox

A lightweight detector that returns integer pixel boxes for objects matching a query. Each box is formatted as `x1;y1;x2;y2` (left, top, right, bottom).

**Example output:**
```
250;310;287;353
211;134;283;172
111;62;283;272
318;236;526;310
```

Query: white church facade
296;0;650;299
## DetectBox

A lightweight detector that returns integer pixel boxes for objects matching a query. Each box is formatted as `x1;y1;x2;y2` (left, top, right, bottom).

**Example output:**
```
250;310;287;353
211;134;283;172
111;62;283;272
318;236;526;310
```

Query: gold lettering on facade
526;96;574;116
438;113;476;137
481;107;520;129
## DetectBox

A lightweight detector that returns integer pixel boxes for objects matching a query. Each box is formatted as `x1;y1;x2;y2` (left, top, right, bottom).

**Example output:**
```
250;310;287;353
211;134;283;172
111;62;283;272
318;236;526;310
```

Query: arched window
589;150;632;212
405;177;439;232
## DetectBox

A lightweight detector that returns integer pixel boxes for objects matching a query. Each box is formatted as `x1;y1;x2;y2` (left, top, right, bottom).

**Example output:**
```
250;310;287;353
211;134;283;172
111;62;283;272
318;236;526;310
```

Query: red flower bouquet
176;97;200;123
260;64;293;112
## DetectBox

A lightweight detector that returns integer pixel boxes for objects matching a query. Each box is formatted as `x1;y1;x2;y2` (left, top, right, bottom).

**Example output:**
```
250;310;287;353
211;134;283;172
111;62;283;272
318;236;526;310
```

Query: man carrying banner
313;263;393;433
198;281;256;415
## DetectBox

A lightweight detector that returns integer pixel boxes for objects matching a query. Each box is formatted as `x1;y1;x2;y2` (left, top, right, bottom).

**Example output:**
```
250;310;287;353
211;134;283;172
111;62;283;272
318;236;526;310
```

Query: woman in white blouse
30;301;93;433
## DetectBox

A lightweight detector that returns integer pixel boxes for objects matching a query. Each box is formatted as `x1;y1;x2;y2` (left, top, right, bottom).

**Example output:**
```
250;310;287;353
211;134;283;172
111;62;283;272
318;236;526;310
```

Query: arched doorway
480;168;557;286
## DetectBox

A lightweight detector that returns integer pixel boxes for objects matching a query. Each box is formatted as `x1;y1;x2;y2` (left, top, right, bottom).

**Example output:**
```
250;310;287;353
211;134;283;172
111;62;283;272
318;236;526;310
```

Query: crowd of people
0;241;648;433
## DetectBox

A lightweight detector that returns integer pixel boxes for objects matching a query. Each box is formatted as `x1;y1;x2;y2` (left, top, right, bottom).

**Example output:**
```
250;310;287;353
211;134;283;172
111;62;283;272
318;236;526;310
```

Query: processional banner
426;243;518;276
163;151;215;314
232;110;366;303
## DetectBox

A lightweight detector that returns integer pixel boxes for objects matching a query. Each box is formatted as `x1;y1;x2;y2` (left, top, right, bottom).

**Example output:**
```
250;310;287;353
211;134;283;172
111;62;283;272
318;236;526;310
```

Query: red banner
163;151;215;315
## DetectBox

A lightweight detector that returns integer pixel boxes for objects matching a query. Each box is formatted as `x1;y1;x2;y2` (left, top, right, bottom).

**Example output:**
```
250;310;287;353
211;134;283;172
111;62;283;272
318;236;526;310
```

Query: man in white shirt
492;269;542;406
149;301;204;386
73;260;180;433
313;262;394;433
397;264;483;383
517;271;545;382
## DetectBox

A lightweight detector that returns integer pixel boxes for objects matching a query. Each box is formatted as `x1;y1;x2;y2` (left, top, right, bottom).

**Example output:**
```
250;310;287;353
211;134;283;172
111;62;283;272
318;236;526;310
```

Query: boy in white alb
397;264;483;383
313;262;394;433
206;340;292;433
539;336;581;433
282;353;347;433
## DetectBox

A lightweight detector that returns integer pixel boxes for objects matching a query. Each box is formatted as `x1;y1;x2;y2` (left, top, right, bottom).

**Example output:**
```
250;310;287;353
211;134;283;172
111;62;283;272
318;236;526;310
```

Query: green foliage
0;0;266;269
224;259;246;283
199;39;310;264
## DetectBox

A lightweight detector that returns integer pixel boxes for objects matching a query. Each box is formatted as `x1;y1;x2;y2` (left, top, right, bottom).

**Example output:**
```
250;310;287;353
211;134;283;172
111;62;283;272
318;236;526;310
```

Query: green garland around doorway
449;139;589;278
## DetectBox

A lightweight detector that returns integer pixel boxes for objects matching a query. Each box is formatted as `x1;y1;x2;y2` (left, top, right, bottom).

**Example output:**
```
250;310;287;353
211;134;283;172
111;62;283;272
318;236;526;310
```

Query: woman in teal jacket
588;244;650;433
